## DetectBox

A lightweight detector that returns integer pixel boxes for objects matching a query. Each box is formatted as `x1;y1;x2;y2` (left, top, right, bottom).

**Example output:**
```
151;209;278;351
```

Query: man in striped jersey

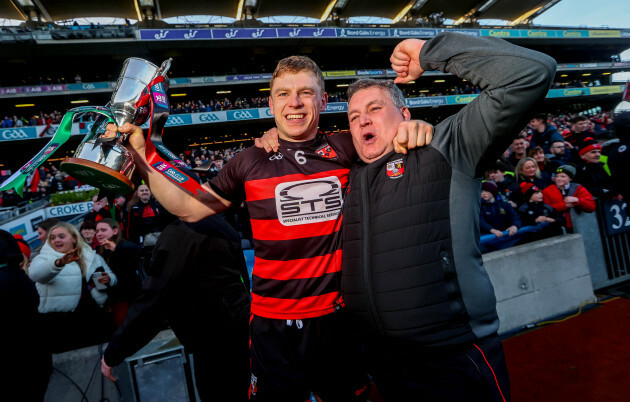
107;56;431;401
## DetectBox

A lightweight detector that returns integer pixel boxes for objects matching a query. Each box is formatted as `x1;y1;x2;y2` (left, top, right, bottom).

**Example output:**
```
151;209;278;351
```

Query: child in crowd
517;183;565;241
542;165;595;231
485;161;520;207
480;181;521;238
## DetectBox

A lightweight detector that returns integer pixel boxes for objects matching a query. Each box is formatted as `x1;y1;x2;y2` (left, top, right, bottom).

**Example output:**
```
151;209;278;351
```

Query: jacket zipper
361;168;384;336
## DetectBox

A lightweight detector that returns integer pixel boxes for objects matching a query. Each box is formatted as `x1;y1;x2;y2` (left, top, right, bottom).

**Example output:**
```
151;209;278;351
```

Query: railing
572;199;630;289
0;198;48;224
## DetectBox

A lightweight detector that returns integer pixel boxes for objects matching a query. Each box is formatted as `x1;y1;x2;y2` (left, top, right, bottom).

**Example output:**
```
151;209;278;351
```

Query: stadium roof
1;0;561;25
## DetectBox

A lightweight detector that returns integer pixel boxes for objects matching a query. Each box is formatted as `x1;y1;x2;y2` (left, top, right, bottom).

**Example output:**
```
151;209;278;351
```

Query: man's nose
288;92;303;107
359;114;371;127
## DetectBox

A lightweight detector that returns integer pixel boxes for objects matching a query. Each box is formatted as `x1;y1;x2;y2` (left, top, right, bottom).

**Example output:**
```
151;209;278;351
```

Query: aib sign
227;109;260;121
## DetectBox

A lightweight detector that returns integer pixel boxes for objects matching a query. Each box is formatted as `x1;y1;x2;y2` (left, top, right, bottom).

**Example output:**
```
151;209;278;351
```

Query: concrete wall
484;234;597;335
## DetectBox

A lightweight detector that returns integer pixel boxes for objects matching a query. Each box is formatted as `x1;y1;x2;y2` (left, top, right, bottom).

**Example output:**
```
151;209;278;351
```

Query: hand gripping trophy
1;58;204;197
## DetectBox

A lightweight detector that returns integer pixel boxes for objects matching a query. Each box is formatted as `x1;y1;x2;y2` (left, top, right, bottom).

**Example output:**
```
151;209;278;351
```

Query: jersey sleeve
209;149;254;204
325;131;358;167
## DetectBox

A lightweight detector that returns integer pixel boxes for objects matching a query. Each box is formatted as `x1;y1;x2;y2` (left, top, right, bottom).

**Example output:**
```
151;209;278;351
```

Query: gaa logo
275;176;343;226
1;129;30;140
229;110;259;120
199;113;220;122
166;116;186;126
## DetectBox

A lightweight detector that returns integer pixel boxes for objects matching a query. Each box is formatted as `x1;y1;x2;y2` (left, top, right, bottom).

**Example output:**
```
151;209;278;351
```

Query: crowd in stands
1;110;63;128
1;75;609;125
478;110;623;251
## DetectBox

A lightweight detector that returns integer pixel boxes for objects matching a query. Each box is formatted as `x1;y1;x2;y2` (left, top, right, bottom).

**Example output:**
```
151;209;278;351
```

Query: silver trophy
60;58;171;193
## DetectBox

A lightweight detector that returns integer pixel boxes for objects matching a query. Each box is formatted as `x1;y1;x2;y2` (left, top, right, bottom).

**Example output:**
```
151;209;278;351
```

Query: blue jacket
480;198;522;233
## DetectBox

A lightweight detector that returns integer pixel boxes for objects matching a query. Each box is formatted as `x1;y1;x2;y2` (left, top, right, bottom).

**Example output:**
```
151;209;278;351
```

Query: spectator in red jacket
542;165;595;231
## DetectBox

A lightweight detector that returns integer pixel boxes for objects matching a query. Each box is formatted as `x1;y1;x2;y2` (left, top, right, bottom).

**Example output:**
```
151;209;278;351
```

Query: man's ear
268;96;274;116
401;106;411;121
320;92;328;111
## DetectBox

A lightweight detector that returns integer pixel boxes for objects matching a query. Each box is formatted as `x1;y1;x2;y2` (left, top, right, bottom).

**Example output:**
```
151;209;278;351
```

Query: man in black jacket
101;216;251;401
342;33;556;401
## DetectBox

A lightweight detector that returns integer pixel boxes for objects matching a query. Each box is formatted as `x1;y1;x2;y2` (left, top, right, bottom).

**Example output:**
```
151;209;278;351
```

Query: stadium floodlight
170;93;187;97
70;100;90;104
510;6;542;26
392;1;415;24
15;104;35;107
13;0;34;6
320;0;337;22
236;0;244;20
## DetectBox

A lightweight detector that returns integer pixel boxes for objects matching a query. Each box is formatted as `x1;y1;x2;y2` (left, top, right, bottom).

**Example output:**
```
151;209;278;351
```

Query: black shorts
366;334;511;402
249;313;369;402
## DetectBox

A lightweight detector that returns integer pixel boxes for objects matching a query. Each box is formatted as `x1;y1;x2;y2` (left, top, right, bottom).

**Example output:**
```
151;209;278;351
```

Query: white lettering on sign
46;202;93;218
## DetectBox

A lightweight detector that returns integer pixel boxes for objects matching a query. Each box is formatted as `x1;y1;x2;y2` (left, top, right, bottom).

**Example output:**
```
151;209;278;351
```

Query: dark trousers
366;334;510;402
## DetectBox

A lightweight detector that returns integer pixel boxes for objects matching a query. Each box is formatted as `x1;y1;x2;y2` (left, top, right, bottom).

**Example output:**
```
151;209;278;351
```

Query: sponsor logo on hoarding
527;30;549;37
154;30;169;40
562;30;585;38
588;30;620;38
8;224;26;236
47;202;93;217
406;97;446;107
199;113;220;122
356;70;386;76
166;116;187;126
325;103;347;112
454;95;477;104
487;30;512;37
563;89;586;96
228;110;259;120
184;30;198;39
1;129;30;140
339;28;388;37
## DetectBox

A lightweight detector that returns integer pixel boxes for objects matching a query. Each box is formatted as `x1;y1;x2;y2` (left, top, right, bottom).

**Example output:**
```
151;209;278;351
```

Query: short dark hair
513;133;528;142
571;115;589;124
347;79;406;109
38;218;60;233
532;113;547;122
487;160;510;173
80;219;96;231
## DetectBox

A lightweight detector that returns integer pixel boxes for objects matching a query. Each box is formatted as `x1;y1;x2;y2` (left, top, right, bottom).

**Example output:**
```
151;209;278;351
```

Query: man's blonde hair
270;56;325;93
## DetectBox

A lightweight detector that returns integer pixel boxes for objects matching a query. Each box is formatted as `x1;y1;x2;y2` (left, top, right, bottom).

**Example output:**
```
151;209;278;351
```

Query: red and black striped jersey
210;132;356;319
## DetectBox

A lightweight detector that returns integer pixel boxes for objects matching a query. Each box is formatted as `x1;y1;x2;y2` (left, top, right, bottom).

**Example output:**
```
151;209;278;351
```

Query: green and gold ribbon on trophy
1;57;209;198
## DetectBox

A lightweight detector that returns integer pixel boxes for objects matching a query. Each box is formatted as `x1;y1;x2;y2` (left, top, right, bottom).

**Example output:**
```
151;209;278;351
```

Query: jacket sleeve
103;222;193;367
479;207;494;233
28;253;64;284
543;187;568;213
94;254;118;287
505;202;522;228
421;32;557;177
574;185;596;212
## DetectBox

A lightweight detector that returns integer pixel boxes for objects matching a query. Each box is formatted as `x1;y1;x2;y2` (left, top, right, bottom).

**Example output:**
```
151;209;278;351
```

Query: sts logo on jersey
275;176;343;226
316;143;338;159
386;158;405;179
